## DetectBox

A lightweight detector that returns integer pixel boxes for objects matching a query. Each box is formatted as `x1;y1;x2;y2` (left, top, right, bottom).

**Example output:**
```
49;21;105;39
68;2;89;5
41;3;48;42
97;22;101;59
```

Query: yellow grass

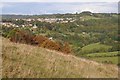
2;37;118;78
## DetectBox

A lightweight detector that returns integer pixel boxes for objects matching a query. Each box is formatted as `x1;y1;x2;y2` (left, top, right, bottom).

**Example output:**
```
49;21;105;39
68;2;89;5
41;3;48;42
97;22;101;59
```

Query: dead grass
2;37;118;78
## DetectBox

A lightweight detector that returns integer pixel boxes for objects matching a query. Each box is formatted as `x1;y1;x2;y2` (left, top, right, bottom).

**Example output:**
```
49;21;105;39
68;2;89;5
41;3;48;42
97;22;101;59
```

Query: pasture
84;51;120;65
81;43;112;54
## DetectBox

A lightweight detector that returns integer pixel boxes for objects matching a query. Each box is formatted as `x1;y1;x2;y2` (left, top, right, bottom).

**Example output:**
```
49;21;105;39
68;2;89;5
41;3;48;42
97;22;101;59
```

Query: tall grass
2;37;118;78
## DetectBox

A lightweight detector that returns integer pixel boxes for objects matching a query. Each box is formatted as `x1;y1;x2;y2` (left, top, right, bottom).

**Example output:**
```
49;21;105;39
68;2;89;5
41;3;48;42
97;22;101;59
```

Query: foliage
41;39;61;51
2;13;119;60
8;29;35;44
62;42;71;54
33;35;48;45
6;29;72;54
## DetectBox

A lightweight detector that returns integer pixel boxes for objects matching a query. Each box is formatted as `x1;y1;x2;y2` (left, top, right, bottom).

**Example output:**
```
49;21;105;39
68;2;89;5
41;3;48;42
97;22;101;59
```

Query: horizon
1;2;118;15
1;12;118;16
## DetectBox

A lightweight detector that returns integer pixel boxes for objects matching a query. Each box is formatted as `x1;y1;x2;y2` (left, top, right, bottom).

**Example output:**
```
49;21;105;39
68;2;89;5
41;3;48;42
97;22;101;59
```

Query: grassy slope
81;15;101;21
2;37;118;78
81;43;112;53
86;51;119;57
88;57;119;65
84;52;120;65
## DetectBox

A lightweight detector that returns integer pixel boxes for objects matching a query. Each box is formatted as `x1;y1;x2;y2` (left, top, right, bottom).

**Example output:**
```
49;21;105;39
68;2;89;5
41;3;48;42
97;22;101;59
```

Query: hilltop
2;37;118;78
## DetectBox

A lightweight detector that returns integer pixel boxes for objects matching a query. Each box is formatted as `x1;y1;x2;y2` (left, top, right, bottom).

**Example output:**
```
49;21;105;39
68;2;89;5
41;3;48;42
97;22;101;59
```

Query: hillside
81;43;112;54
2;37;118;78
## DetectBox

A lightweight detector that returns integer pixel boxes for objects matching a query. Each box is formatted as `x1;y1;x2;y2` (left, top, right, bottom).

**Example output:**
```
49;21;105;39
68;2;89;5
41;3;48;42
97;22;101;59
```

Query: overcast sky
1;2;118;15
1;0;119;2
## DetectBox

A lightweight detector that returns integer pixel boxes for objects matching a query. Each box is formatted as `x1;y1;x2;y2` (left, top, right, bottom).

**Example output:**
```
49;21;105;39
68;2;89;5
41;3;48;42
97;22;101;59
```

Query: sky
0;1;119;15
1;0;119;2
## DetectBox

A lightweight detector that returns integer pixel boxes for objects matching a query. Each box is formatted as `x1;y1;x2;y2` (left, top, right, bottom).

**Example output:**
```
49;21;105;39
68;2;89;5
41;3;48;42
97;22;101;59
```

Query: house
82;32;86;35
22;25;25;28
49;37;53;40
33;24;37;29
16;25;19;28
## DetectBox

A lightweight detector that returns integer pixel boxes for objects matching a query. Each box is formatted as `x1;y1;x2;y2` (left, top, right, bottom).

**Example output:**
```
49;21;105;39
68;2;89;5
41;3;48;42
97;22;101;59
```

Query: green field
86;51;119;57
84;51;120;65
81;15;101;21
81;43;112;53
88;56;119;65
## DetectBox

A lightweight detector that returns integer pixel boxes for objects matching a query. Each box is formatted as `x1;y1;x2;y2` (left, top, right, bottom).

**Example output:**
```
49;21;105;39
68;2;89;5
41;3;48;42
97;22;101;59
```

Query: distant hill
2;37;118;78
1;13;117;19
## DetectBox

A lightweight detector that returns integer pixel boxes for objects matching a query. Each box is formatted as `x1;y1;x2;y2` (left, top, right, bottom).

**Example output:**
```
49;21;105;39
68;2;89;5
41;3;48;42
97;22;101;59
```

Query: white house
49;37;53;40
33;24;37;29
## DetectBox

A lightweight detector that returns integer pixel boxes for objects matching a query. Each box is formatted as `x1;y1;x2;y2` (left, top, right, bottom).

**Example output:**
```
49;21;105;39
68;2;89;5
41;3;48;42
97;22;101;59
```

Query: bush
33;35;48;46
2;27;14;38
8;29;35;44
62;42;71;54
8;29;72;54
41;39;61;51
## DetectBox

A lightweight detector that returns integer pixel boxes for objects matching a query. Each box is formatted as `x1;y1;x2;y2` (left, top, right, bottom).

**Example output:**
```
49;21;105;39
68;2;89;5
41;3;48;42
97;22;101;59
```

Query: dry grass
2;37;118;78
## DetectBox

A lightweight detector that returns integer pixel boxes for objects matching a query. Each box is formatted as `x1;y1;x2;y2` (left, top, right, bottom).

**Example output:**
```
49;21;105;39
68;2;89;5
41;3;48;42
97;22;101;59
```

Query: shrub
33;35;48;46
8;29;35;44
8;29;72;54
62;42;71;54
2;27;14;38
41;39;61;51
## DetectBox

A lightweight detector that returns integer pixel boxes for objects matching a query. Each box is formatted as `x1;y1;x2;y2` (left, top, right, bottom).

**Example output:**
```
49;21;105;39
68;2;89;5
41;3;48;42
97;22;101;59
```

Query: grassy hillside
81;43;112;54
88;57;119;65
85;52;120;65
2;37;118;78
80;15;101;21
86;51;119;57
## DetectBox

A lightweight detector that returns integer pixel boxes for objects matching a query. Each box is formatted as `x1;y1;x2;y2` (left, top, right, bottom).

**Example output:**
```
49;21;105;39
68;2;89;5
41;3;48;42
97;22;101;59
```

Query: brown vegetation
8;29;71;54
9;29;35;44
33;35;48;45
